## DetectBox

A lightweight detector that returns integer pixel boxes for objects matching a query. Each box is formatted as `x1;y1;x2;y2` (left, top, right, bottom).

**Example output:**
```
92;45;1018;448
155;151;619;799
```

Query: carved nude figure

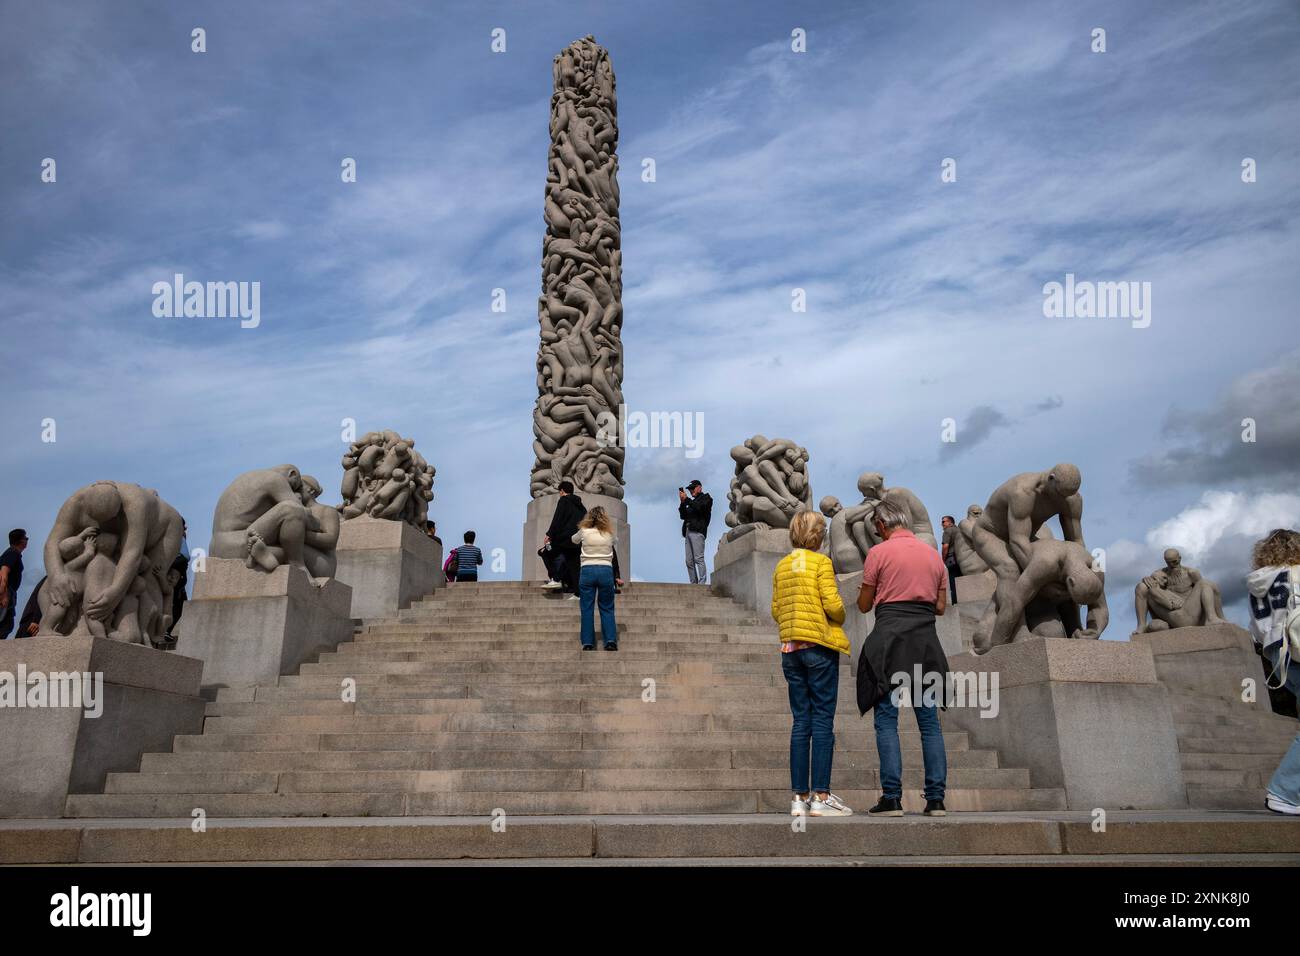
210;466;318;572
1133;548;1226;633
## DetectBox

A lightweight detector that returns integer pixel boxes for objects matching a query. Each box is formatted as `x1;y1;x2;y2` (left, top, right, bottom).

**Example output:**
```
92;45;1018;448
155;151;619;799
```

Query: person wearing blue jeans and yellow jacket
771;510;852;817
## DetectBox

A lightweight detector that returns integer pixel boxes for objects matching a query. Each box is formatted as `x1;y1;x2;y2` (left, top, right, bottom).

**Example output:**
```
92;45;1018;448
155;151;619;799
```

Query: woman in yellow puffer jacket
771;510;851;816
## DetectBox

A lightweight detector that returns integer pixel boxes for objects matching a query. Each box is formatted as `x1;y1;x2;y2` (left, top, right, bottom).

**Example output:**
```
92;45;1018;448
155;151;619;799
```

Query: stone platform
2;811;1296;865
521;493;630;581
0;636;205;818
334;516;442;619
176;558;354;697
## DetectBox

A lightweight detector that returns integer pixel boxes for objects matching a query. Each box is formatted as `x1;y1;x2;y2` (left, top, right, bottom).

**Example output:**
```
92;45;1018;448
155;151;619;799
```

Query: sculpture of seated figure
953;504;990;575
210;465;320;573
1133;548;1225;634
856;472;938;549
820;495;880;574
973;537;1109;654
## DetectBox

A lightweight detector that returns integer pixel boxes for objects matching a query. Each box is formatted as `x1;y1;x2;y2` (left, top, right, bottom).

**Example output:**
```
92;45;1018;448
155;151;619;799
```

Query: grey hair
873;500;911;531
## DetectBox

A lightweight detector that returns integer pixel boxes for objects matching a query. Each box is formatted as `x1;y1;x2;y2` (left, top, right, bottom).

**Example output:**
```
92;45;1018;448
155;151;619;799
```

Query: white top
571;527;617;567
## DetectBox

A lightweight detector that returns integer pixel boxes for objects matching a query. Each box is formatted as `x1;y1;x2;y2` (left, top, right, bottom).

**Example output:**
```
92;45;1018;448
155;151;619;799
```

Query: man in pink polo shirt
855;500;950;818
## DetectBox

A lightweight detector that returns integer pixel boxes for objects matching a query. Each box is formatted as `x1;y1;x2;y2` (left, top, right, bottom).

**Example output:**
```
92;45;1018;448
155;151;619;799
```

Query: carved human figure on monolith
211;465;331;575
723;435;812;539
1133;548;1226;634
529;35;626;501
37;481;184;645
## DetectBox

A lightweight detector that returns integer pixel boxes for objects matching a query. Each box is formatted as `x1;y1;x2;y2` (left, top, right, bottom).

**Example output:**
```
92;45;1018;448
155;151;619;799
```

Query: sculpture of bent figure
210;465;323;574
953;504;989;575
973;537;1109;654
969;463;1085;618
1133;548;1226;634
38;480;184;646
722;435;813;541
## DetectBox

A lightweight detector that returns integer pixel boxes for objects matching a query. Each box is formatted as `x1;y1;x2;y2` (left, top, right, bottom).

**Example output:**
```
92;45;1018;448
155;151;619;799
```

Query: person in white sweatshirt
1246;528;1300;815
572;506;622;651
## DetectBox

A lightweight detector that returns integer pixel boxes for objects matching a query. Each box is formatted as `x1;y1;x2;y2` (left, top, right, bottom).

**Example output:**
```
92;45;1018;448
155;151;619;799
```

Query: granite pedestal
176;558;354;698
522;493;630;581
334;516;442;619
0;636;205;817
710;528;790;614
944;637;1187;809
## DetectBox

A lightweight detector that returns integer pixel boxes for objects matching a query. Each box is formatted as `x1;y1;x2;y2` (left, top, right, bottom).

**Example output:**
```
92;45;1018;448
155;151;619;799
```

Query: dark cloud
1030;395;1064;413
940;405;1010;458
1131;351;1300;488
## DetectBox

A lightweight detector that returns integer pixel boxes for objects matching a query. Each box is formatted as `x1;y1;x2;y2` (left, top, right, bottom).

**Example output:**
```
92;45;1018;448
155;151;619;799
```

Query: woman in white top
571;507;621;651
1246;528;1300;815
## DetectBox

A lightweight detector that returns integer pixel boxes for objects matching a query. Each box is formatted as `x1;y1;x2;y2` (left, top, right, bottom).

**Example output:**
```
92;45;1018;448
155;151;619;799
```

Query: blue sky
2;0;1299;633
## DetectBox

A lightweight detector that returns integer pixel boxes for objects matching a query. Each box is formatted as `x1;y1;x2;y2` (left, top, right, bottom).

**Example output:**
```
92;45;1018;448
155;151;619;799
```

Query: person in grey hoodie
1246;528;1300;815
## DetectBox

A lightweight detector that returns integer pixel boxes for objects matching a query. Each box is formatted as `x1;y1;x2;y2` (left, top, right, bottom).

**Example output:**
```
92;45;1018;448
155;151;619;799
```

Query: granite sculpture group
339;430;435;528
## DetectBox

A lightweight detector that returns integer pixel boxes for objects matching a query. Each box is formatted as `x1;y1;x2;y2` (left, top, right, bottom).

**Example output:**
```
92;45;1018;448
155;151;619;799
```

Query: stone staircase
1138;626;1298;810
67;582;1065;819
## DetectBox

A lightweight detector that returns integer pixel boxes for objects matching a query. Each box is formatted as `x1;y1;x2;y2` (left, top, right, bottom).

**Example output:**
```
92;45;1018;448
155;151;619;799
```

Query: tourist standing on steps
940;515;960;604
679;480;713;585
1246;528;1300;816
771;510;852;817
0;529;28;640
425;520;442;548
572;506;621;651
544;481;586;598
856;500;950;818
455;531;484;583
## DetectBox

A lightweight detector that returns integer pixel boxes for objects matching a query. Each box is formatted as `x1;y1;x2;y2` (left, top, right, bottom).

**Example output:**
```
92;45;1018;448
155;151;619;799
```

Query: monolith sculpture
523;35;630;580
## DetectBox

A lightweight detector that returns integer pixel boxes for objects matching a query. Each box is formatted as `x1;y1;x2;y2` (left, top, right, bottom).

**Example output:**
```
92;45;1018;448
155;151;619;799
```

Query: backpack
443;549;458;582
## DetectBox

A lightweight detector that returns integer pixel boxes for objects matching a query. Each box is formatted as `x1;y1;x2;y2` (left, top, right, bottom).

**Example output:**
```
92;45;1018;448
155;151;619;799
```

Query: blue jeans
782;644;840;793
1264;644;1300;804
578;564;617;647
874;694;947;801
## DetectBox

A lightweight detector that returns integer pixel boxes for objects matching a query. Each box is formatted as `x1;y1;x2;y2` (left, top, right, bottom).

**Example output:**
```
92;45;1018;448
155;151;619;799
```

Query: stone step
1181;769;1274;789
171;729;973;752
352;630;774;644
1184;787;1273;811
319;648;778;663
103;766;1028;795
202;698;875;717
217;681;841;702
1178;735;1296;754
199;712;909;734
1181;752;1290;772
65;785;1066;820
295;660;815;677
140;747;1000;773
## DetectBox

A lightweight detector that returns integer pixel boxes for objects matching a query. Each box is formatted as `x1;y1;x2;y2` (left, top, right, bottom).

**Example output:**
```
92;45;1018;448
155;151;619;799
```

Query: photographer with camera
678;479;713;585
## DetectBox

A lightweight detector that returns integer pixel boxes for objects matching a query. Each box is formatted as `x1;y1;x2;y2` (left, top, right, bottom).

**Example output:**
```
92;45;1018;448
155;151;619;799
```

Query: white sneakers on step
1265;791;1300;815
540;580;562;590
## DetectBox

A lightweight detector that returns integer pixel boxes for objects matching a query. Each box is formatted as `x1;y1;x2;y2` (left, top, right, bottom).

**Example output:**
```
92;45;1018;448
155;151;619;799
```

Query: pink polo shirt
862;529;947;605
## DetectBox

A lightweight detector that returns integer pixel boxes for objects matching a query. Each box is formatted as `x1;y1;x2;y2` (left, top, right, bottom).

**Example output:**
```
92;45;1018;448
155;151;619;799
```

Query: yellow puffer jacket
770;549;849;654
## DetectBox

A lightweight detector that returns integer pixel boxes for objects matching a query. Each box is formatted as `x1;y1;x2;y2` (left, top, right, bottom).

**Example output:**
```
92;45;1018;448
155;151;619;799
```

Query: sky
2;0;1299;636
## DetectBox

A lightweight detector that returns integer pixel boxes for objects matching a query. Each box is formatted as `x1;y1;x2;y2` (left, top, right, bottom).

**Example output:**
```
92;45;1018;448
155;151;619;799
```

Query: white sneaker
566;594;580;601
791;794;809;816
809;793;853;817
540;580;562;590
1265;791;1300;815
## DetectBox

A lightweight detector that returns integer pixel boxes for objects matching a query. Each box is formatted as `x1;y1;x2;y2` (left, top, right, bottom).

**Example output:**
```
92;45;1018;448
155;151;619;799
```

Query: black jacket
856;601;950;715
679;492;713;537
547;493;587;545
